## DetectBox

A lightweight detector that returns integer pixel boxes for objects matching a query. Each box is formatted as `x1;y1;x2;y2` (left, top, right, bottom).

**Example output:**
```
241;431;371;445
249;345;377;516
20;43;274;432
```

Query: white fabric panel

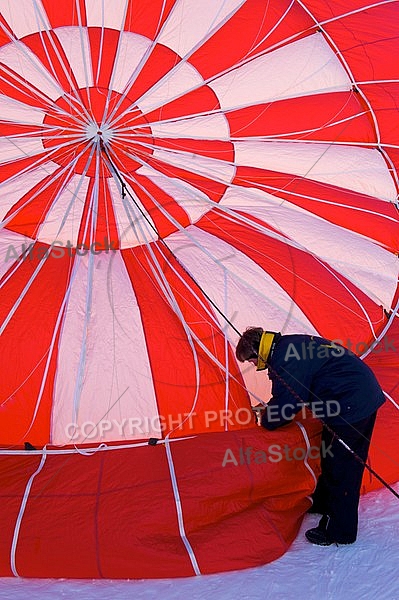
85;0;128;30
151;147;235;184
0;42;63;101
0;137;44;164
209;33;351;110
137;61;204;114
55;27;94;89
0;0;50;39
220;187;399;308
109;32;152;94
165;225;318;403
0;94;45;125
38;173;90;245
51;252;160;444
149;113;230;141
157;0;245;58
107;178;158;248
0;162;59;222
0;230;34;278
233;141;397;202
137;165;212;224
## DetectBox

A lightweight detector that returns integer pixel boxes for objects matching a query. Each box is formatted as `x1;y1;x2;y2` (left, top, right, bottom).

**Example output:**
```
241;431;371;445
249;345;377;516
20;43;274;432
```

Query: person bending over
236;327;385;546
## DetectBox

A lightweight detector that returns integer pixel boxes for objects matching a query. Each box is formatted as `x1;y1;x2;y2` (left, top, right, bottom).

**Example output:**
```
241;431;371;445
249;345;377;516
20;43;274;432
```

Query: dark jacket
261;334;385;430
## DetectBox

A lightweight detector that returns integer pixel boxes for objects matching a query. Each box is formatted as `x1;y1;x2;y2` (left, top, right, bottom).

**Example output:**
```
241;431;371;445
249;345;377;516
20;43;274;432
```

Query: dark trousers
311;412;377;543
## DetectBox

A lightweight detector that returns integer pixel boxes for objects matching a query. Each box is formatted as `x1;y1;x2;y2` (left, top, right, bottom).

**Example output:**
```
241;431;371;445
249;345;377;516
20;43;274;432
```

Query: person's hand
252;403;266;426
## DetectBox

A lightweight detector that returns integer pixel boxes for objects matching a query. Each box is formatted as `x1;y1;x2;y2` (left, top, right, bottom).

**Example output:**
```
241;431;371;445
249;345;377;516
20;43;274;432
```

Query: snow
1;483;398;600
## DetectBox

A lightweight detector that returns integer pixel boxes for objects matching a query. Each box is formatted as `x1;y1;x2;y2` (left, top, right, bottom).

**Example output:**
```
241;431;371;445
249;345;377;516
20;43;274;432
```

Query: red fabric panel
146;154;227;203
147;136;234;210
40;0;87;28
125;172;191;239
0;123;43;137
234;166;399;253
96;444;193;578
77;177;97;248
0;246;73;446
190;0;314;79
122;244;249;436
197;209;385;344
172;422;322;572
5;0;176;41
77;175;120;250
0;157;48;186
4;168;70;239
363;319;399;492
302;0;399;189
364;400;399;494
0;64;51;109
154;137;234;163
23;31;82;95
362;84;399;146
124;0;177;39
0;421;322;578
97;174;120;249
88;28;120;89
0;455;42;576
304;1;399;82
227;92;373;142
0;14;14;47
110;132;154;173
13;452;105;578
145;86;221;123
121;44;181;108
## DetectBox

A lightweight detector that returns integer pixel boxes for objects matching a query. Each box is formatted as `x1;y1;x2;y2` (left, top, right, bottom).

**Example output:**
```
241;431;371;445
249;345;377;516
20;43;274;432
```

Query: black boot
305;515;355;546
305;515;333;546
305;527;334;546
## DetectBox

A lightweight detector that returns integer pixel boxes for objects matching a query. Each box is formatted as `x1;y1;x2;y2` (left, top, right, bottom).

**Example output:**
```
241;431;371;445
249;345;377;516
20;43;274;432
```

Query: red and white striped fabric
0;0;398;579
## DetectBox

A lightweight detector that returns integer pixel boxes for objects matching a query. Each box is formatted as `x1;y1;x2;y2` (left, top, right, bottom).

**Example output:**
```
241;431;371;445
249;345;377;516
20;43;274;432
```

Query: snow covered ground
1;482;398;600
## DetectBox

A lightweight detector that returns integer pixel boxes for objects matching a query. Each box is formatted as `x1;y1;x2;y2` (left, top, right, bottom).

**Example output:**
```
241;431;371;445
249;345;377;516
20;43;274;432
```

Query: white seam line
164;437;201;576
10;447;48;577
295;421;318;488
0;436;197;456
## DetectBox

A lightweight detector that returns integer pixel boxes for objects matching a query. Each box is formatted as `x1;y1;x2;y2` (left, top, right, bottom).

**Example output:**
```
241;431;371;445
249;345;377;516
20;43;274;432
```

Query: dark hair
235;327;263;362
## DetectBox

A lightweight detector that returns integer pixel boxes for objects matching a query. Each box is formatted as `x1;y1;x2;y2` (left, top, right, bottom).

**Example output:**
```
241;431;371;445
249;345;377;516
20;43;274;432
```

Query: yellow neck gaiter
256;331;276;371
